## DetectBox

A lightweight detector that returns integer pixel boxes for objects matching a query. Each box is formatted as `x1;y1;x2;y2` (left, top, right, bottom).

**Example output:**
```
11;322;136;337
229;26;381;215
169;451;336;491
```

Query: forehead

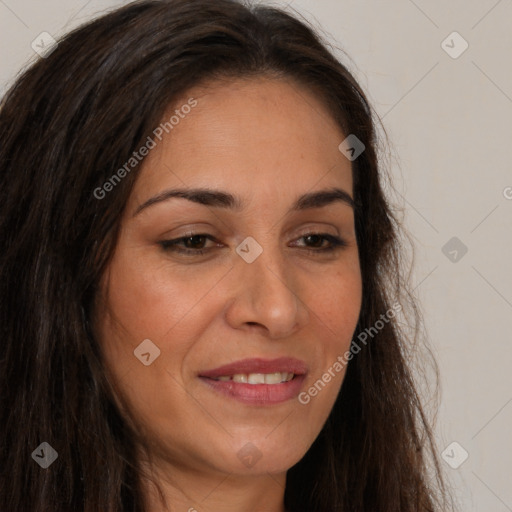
128;76;353;212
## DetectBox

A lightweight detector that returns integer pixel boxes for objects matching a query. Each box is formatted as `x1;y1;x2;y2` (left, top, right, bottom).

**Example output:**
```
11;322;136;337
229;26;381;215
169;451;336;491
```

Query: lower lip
199;375;307;405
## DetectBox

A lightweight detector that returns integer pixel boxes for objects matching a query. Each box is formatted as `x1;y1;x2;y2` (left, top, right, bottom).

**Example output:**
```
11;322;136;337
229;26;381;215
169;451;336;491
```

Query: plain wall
1;1;511;510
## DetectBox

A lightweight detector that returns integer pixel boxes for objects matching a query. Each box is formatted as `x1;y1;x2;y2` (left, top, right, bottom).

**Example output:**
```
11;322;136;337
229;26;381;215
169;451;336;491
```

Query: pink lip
198;357;308;379
198;357;308;406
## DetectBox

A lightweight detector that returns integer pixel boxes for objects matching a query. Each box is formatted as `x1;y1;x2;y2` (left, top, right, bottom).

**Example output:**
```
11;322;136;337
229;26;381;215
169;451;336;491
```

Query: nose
224;245;310;339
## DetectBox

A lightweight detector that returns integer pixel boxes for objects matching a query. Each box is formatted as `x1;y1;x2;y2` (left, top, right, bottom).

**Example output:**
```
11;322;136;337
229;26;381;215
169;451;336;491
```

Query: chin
216;436;310;476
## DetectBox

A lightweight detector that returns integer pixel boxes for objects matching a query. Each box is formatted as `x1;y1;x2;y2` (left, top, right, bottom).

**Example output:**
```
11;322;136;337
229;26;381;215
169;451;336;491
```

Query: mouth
198;357;307;405
211;372;295;384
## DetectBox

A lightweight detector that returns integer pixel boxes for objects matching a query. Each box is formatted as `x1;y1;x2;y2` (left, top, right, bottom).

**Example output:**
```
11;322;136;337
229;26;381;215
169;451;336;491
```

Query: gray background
1;1;511;510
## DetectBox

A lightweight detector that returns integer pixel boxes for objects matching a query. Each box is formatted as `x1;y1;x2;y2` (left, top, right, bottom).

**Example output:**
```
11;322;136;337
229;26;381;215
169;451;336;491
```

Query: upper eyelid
167;231;341;241
166;223;345;240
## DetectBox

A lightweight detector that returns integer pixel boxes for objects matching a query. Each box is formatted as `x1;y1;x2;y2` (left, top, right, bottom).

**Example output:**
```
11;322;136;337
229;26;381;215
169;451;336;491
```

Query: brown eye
159;234;220;255
293;233;346;253
303;234;325;248
182;235;208;249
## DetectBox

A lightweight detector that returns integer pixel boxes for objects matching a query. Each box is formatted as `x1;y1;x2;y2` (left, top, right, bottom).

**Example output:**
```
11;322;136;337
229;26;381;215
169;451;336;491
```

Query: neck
140;458;288;512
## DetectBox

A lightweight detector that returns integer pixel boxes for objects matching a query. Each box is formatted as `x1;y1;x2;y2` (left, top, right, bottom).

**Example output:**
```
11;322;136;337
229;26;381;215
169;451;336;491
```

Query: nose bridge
226;234;309;338
246;243;291;300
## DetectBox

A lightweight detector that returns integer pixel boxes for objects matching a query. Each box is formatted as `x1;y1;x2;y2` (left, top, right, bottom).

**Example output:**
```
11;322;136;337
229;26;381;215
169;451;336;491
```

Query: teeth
247;373;265;384
262;372;285;384
215;372;294;384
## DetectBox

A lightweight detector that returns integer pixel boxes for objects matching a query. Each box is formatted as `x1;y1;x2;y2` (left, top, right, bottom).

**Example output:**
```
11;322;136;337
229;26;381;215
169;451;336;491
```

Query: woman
0;0;453;510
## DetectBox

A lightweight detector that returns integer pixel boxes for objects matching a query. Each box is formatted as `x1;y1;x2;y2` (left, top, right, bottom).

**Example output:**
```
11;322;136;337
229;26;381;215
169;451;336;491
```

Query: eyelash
159;233;346;257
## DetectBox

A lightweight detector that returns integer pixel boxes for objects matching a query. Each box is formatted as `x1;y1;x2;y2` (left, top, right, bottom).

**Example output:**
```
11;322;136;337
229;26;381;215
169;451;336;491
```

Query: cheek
99;249;232;349
297;265;362;417
310;263;362;344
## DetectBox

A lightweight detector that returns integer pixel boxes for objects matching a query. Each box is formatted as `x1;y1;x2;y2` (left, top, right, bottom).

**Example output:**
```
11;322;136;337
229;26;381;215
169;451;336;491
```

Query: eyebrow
133;186;355;216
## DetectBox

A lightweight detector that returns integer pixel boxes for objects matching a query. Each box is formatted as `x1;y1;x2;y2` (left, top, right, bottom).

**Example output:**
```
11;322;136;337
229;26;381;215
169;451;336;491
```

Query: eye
292;233;347;254
159;234;221;256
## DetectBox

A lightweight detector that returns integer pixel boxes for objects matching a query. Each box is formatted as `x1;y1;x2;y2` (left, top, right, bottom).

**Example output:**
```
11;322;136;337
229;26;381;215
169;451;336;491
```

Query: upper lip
199;357;308;379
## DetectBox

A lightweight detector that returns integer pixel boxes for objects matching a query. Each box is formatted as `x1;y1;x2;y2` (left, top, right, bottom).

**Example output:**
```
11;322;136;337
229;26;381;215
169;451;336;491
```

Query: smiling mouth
210;372;295;384
198;357;307;404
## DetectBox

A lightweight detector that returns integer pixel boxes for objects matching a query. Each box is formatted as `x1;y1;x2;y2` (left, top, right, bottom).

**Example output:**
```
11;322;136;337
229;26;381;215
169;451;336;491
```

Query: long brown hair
0;1;452;510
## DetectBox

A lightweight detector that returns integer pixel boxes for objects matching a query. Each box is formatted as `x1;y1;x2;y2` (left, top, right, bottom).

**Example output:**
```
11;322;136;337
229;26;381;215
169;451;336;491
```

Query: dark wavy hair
0;1;453;510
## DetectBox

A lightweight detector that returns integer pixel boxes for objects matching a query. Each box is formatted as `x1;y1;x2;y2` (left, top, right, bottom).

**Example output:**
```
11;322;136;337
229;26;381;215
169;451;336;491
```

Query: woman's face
96;77;362;478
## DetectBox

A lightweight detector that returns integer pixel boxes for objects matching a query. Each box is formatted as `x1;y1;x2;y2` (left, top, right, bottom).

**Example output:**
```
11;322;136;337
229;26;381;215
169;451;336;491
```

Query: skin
95;76;362;512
